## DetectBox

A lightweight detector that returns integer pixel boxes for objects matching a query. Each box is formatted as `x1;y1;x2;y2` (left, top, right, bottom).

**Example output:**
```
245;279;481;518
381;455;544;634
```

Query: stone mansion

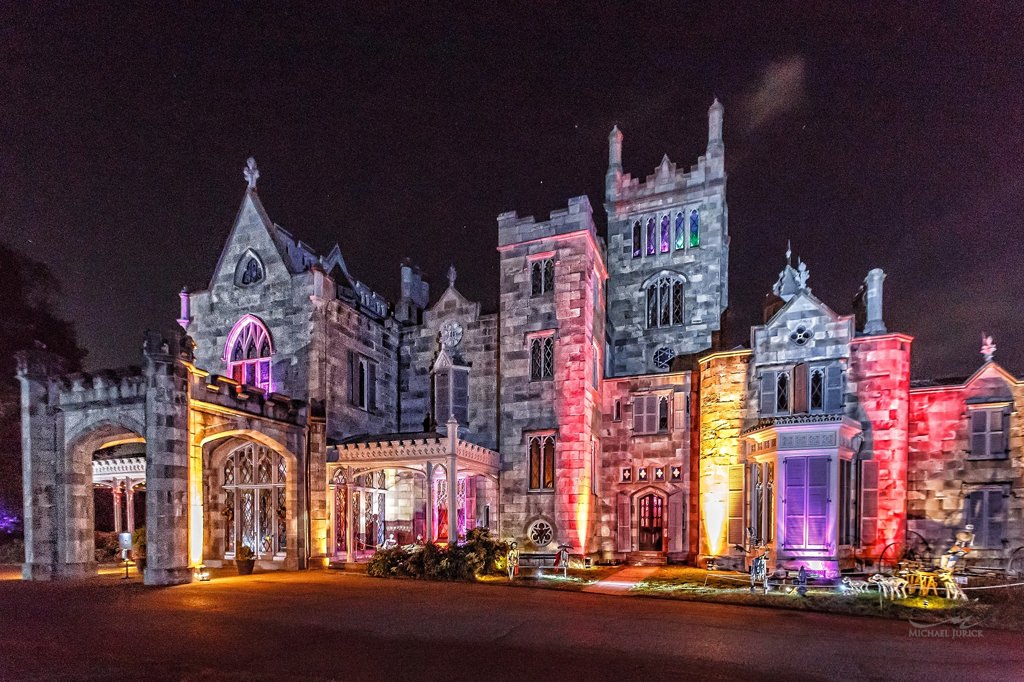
17;99;1023;584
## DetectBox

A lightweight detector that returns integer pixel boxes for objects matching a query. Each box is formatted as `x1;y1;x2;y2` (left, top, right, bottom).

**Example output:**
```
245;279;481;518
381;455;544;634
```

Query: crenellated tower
604;98;729;376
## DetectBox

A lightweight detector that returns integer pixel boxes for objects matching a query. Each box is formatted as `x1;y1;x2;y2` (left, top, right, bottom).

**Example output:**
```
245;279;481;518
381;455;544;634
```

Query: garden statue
750;548;769;594
556;543;571;578
507;541;520;581
939;525;975;571
796;565;808;597
380;533;398;550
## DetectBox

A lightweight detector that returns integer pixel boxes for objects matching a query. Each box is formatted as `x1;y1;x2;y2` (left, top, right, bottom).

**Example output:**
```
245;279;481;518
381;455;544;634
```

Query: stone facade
20;99;1024;584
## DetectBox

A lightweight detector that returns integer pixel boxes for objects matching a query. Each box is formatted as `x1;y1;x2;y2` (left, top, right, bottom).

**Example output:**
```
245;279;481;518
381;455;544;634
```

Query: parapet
497;195;596;248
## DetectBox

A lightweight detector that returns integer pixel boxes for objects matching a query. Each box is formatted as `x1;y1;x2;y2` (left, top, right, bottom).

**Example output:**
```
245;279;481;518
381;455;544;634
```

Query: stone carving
981;334;996;363
243;157;260;190
447;265;457;288
439;321;463;349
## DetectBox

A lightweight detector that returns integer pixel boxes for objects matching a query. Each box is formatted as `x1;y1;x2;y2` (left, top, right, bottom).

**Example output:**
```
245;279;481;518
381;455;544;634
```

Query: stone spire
243;157;260;191
447;265;457;288
707;97;724;155
981;333;996;363
606;125;624;202
772;242;809;302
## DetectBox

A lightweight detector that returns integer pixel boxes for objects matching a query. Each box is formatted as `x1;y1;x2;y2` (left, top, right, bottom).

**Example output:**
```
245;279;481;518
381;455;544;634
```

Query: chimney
396;260;429;324
177;287;191;330
606;125;623;202
863;268;887;335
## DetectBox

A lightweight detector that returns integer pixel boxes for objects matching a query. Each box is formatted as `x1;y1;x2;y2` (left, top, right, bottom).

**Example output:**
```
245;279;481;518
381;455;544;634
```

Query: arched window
674;212;685;250
645;277;685;328
223;444;286;558
226;316;273;392
631;221;642;258
234;250;265;286
528;433;556;491
810;368;825;411
531;258;555;295
689;209;700;247
646;218;656;256
660;215;670;253
776;372;790;413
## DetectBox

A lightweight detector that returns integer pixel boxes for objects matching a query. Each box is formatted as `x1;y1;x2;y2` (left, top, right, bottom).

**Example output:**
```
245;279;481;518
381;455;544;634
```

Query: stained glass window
631;221;642;258
660;215;670;253
646;218;656;256
226;316;273;392
674;212;685;250
689;210;700;247
528;433;556;491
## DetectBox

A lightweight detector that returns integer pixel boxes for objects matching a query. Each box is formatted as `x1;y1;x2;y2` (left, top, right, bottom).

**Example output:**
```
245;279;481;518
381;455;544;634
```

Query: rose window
789;325;812;346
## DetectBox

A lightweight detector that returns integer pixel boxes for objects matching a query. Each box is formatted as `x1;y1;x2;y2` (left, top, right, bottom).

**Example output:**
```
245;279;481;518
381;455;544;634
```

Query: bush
94;531;120;563
366;528;510;581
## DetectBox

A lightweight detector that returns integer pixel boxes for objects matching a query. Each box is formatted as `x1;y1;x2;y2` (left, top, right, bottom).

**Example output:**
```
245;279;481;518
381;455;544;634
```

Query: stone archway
201;430;304;571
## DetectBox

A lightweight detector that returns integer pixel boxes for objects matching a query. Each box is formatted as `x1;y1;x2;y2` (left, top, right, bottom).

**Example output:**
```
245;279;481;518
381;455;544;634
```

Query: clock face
439;321;463;349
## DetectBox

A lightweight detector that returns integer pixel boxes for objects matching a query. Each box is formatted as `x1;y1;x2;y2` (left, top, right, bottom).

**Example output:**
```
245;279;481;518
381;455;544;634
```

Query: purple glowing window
660;216;670;253
226;315;273;392
646;218;656;256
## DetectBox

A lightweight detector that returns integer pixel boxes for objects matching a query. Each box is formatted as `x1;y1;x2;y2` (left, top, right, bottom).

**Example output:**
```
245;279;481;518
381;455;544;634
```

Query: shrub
235;544;255;561
94;531;120;563
366;529;510;581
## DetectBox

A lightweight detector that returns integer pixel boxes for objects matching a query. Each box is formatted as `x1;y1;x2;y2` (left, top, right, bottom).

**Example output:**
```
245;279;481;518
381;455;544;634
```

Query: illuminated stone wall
496;196;604;554
849;334;912;558
908;364;1024;560
598;372;693;561
697;350;750;561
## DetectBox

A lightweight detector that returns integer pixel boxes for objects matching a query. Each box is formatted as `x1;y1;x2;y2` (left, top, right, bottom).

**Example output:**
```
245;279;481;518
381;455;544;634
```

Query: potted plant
235;544;256;575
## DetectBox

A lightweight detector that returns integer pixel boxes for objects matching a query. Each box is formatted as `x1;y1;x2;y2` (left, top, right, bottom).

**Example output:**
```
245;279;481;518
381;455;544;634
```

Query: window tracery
222;444;286;558
645;276;685;328
226;316;273;392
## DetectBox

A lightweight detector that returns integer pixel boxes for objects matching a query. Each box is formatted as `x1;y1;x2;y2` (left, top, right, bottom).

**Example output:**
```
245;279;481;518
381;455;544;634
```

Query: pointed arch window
646;218;656;256
689;210;700;247
528;433;556;491
531;257;555;296
674;212;685;250
631;221;642;259
226;316;273;392
660;215;671;253
222;444;286;558
645;276;685;328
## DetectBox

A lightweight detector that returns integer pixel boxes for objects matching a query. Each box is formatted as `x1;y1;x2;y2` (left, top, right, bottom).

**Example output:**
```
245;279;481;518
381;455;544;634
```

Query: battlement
190;371;308;425
50;368;147;407
609;152;724;208
497;195;596;248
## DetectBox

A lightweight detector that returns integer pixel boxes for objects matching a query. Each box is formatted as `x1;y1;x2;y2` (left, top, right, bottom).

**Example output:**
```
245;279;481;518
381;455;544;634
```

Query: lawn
629;566;1024;630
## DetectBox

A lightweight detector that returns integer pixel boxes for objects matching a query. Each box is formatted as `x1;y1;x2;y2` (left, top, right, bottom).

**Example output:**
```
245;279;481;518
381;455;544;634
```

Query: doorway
638;493;664;551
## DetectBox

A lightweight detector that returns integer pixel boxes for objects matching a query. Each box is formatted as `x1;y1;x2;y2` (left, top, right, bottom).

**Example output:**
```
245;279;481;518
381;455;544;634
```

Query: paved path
582;565;659;595
0;568;1022;681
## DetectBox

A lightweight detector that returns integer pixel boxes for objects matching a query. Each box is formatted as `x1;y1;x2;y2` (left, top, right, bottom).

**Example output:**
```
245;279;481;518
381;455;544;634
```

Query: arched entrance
638;493;665;551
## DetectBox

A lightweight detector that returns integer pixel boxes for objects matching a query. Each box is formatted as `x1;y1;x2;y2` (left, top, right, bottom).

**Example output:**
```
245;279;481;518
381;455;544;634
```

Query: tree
0;243;87;515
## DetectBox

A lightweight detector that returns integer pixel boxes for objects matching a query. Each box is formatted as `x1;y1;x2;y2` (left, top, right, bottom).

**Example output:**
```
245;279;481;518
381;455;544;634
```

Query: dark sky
3;4;1023;379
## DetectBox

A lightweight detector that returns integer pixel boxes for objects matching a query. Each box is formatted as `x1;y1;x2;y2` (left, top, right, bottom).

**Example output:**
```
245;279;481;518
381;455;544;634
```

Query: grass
628;566;1024;630
477;565;620;591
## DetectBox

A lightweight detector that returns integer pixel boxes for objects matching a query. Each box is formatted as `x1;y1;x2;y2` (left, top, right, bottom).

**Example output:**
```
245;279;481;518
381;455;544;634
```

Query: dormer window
226;315;272;392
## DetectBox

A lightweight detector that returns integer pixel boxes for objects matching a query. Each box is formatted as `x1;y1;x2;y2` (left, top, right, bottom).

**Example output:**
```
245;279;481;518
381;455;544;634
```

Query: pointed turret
772;242;810;302
707;97;724;155
606;125;623;202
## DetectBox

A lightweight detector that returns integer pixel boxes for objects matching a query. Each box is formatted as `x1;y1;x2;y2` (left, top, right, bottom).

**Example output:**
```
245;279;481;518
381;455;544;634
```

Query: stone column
446;417;458;545
864;268;887;335
125;484;136;534
112;483;124;534
143;331;192;586
345;483;355;563
15;350;68;580
424;462;434;542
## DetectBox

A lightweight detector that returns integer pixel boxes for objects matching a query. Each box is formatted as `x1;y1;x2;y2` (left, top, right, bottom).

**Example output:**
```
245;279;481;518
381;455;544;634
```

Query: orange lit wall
697;350;751;560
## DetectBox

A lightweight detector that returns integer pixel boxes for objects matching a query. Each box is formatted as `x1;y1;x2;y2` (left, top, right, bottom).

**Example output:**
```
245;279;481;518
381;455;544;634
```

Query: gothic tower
604;99;729;376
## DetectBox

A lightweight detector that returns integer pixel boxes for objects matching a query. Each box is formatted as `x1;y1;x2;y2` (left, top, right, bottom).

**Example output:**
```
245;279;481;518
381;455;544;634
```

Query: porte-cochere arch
16;331;317;585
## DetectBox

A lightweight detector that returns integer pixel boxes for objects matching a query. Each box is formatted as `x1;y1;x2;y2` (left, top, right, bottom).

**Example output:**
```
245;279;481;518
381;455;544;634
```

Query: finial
243;157;260;190
785;240;792;264
981;333;996;363
447;265;457;288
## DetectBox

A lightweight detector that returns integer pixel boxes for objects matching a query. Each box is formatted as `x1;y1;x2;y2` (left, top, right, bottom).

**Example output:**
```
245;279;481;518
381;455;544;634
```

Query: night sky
3;4;1023;379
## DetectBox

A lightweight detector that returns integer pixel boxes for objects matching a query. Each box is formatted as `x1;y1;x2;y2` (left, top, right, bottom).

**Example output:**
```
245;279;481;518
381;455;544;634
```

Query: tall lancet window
689;209;700;247
226;315;273;392
660;215;671;253
646;218;656;256
631;221;642;259
674;212;685;250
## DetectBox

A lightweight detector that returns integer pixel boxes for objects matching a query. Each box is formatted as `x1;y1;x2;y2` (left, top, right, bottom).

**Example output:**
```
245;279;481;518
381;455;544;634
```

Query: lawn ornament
507;541;520;581
938;570;968;601
869;573;908;600
796;565;808;597
750;548;769;594
842;577;870;594
555;543;571;578
939;525;975;571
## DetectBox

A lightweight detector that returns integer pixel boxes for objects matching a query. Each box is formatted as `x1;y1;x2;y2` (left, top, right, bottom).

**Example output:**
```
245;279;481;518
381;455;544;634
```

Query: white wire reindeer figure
735;527;770;594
